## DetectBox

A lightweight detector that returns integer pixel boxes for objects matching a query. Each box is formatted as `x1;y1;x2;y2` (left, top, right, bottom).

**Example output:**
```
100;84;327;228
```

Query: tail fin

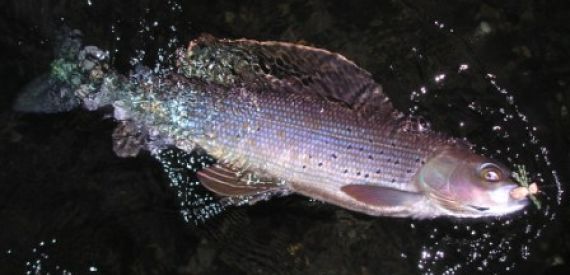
13;28;84;113
13;73;80;113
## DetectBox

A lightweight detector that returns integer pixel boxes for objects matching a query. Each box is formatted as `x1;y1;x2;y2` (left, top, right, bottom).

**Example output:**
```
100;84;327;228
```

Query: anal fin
197;164;278;196
154;147;289;224
198;164;290;206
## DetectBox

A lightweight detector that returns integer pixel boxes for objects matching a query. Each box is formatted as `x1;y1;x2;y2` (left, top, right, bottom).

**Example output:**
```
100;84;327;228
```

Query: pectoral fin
341;184;423;207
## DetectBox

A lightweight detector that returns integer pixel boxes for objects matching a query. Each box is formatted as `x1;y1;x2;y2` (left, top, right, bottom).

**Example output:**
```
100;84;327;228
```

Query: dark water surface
0;1;569;274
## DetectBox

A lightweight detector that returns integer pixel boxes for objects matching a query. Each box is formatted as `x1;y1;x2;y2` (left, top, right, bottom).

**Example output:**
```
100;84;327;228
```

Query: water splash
3;237;100;274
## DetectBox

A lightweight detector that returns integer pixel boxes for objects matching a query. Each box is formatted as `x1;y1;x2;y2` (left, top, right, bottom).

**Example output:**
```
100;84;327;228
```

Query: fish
14;30;531;222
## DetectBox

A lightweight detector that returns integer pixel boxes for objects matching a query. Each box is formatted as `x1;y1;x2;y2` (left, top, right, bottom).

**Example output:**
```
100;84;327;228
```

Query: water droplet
434;73;446;82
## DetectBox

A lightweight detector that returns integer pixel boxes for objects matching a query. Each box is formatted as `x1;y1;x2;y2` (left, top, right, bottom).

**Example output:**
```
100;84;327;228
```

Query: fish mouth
427;185;529;217
468;183;531;216
465;198;528;216
467;204;490;212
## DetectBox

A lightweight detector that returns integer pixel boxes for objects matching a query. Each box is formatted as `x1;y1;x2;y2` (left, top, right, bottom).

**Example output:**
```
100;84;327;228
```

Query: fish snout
473;184;529;215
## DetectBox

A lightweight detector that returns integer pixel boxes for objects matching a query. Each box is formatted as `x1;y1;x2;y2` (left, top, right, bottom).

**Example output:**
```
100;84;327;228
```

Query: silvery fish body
15;32;529;222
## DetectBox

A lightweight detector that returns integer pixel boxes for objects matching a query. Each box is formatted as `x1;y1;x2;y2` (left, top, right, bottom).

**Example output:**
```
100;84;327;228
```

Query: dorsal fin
178;34;399;119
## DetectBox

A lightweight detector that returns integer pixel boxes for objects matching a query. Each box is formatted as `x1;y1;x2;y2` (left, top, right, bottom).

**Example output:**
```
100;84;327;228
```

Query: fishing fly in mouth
14;30;540;223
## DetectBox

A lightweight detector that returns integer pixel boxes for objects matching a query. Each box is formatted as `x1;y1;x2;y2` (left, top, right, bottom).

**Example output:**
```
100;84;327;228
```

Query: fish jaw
470;184;529;216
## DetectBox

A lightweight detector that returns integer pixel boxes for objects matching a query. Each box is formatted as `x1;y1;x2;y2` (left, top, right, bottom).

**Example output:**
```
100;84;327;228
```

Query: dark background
0;1;568;274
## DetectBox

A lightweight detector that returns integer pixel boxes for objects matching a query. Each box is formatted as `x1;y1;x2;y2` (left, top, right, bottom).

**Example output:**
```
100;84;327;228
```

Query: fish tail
14;28;108;113
13;73;81;113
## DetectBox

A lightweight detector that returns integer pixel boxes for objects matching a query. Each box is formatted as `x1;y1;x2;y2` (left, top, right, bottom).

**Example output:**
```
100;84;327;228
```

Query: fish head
415;145;528;218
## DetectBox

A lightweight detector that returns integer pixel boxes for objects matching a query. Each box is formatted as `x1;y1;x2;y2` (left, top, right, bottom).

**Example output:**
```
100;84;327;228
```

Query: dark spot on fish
308;155;312;159
406;169;412;173
359;147;364;151
331;153;337;159
257;127;261;131
391;142;396;147
356;171;361;176
347;128;352;132
415;158;421;162
364;174;369;178
368;138;373;143
347;145;352;150
302;165;306;169
391;178;396;183
376;169;381;174
343;169;348;173
421;160;426;165
387;158;391;163
380;150;384;155
395;160;400;165
368;155;374;160
318;162;323;166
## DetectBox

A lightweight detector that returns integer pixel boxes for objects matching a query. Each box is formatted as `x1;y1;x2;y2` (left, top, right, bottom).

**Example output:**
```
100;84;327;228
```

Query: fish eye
480;164;502;182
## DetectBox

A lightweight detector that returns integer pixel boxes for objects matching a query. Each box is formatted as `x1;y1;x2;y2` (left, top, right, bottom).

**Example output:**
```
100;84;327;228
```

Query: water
0;0;568;274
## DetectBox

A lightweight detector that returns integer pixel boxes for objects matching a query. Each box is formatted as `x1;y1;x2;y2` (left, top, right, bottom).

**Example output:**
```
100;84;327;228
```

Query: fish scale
176;85;450;198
